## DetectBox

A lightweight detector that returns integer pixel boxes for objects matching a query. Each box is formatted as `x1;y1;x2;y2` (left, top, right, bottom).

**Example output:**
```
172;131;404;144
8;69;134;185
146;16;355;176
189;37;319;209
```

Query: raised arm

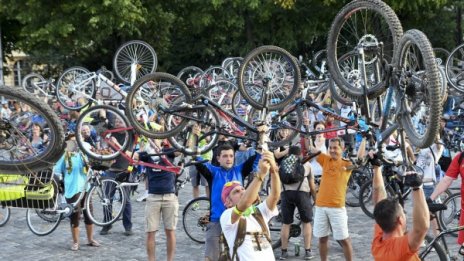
407;178;429;251
231;151;273;224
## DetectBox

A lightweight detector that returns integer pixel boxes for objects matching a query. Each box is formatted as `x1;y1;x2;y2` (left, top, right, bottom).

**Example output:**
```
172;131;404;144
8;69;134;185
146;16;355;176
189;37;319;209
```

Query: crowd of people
17;90;462;261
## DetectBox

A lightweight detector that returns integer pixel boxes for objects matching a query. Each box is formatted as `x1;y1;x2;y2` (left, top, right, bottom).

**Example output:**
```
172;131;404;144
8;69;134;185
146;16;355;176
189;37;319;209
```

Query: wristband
255;175;264;182
412;185;423;191
233;206;244;216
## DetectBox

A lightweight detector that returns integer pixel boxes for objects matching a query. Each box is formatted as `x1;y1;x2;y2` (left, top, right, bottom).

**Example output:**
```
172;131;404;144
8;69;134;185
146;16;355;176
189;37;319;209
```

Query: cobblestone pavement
1;181;462;261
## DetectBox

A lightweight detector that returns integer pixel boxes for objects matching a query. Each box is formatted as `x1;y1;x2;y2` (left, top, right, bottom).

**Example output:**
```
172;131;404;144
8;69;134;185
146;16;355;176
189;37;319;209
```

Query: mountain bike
326;0;441;149
0;86;65;173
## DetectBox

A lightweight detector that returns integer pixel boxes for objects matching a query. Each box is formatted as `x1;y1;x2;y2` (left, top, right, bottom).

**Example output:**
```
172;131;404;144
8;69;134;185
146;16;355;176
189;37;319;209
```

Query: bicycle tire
445;43;464;93
177;66;204;88
204;79;237;109
437;65;448;106
0;86;65;173
419;234;447;260
113;40;157;84
76;104;132;161
395;29;442;149
86;179;126;227
56;66;95;111
345;169;370;207
358;178;396;218
0;206;10;227
167;105;220;156
248;106;302;149
182;197;210;244
25;179;63;236
238;45;301;111
199;66;234;89
326;0;403;97
312;49;327;74
22;73;45;94
438;192;461;237
125;72;192;139
433;48;450;66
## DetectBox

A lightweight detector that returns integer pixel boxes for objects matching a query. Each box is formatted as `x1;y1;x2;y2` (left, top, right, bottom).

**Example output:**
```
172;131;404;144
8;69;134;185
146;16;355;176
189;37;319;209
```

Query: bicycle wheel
177;66;204;88
167;106;219;156
395;29;442;149
86;179;126;227
433;48;450;66
358;179;396;218
238;45;301;111
182;197;210;244
312;49;327;74
221;57;242;77
22;73;45;95
199;66;234;89
125;72;192;139
419;234;448;260
345;169;371;207
438;192;461;237
76;104;132;161
204;79;237;109
0;206;10;227
326;0;403;97
0;87;65;173
260;106;302;149
113;40;157;84
56;66;95;111
26;208;63;236
445;43;464;93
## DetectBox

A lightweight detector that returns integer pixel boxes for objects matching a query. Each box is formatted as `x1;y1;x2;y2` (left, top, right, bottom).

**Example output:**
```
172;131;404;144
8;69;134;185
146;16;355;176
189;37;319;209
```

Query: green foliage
0;0;462;77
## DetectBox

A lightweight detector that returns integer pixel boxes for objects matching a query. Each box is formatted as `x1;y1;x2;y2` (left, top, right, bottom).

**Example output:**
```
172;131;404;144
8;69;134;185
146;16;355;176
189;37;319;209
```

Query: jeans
103;170;132;231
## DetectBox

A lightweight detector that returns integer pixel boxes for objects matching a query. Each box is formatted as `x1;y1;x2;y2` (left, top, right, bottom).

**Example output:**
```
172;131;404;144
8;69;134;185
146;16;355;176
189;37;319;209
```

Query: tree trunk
456;6;462;45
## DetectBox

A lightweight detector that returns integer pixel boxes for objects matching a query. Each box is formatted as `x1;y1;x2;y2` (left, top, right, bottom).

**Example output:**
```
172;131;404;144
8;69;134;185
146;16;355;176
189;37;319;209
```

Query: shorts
189;166;207;187
145;193;179;232
423;185;435;199
205;221;222;260
313;206;349;240
280;190;313;224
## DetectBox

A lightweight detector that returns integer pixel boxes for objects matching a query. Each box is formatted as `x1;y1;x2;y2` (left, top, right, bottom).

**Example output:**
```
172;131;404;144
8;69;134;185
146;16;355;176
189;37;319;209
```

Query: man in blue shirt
196;142;261;261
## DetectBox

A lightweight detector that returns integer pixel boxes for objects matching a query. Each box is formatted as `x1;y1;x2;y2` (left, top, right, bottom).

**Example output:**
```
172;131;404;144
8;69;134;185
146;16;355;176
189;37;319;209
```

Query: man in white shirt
220;151;280;260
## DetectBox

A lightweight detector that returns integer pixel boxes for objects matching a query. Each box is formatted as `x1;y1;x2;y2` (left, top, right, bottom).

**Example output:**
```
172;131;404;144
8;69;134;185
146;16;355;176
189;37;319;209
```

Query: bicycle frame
97;126;183;175
420;219;464;259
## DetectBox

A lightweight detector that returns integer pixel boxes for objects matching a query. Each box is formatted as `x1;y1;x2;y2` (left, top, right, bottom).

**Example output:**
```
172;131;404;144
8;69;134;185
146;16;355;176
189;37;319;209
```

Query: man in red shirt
430;152;464;251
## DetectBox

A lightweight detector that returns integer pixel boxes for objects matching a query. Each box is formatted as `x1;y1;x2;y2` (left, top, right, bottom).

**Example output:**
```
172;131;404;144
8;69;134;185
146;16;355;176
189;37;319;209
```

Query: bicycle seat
427;202;447;213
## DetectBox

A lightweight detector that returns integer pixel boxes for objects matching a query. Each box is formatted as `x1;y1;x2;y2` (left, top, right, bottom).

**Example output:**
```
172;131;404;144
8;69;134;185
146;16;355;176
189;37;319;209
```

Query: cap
221;181;241;205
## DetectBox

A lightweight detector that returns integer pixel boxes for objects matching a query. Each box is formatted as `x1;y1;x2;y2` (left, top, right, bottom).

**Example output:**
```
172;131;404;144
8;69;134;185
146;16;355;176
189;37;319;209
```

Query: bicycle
25;165;128;236
326;0;442;150
123;70;301;156
21;73;57;100
0;86;65;173
419;201;464;260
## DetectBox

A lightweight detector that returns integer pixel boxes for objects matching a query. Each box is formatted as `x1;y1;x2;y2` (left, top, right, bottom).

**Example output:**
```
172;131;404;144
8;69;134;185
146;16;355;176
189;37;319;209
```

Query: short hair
329;137;344;148
373;198;402;233
216;143;235;157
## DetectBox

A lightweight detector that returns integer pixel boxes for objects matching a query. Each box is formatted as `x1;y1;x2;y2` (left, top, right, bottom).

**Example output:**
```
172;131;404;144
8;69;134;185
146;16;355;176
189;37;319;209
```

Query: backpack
218;208;271;261
279;154;305;185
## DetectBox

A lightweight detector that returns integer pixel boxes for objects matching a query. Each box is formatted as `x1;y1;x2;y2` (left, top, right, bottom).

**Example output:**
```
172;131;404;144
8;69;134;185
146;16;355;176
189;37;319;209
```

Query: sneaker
136;191;148;202
124;229;134;236
99;225;112;235
192;202;200;211
304;250;314;260
279;251;288;260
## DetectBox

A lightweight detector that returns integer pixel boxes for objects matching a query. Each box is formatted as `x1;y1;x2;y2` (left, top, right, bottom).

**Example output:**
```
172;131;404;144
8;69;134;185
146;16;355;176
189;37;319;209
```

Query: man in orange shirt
370;153;429;260
310;137;353;260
